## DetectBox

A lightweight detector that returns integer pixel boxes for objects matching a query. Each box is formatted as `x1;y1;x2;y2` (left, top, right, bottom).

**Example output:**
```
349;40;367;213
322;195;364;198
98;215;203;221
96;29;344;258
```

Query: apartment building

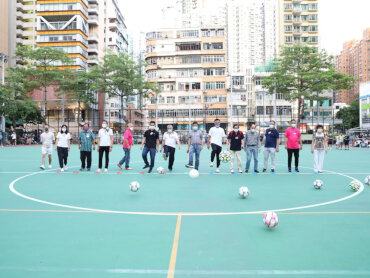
335;28;370;104
278;0;319;48
145;27;228;131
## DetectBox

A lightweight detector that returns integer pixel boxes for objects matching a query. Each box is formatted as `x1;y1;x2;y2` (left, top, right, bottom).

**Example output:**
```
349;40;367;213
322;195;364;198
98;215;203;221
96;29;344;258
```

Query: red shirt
123;129;133;148
284;127;301;149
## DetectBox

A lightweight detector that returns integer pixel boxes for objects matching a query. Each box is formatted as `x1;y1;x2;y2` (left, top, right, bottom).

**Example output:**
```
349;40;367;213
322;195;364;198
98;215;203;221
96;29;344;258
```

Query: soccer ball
313;179;323;189
349;180;361;191
219;150;231;163
263;211;279;228
189;169;199;179
157;166;165;174
364;175;370;186
238;186;249;198
129;181;140;192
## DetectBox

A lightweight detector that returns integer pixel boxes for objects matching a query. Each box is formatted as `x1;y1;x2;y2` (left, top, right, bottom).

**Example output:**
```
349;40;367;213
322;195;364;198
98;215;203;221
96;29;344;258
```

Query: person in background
11;131;17;146
186;122;203;171
55;124;71;172
227;124;244;174
0;131;3;147
337;133;344;150
97;120;113;173
118;123;134;171
79;123;95;171
207;118;226;173
40;125;55;170
244;122;261;173
141;121;159;173
284;119;302;172
311;124;328;173
161;124;180;171
263;120;280;173
344;133;350;150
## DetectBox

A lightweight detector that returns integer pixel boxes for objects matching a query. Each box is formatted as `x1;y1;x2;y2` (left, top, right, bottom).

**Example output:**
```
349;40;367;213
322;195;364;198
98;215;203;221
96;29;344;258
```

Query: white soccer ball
219;150;231;163
313;179;323;189
364;175;370;186
189;169;199;179
157;166;165;174
263;211;279;228
349;180;361;191
238;186;249;198
129;181;140;192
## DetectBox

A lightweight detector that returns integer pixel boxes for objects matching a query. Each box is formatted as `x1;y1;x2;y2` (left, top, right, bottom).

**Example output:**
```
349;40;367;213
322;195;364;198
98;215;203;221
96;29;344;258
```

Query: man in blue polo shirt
263;120;280;173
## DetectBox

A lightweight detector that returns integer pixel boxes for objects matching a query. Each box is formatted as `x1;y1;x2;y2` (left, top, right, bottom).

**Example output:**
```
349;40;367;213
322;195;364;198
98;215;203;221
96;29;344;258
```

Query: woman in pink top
284;119;303;172
117;123;134;170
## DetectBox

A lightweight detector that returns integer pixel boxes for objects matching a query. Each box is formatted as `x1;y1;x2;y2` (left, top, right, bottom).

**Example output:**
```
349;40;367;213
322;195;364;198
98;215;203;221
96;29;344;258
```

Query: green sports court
1;145;370;278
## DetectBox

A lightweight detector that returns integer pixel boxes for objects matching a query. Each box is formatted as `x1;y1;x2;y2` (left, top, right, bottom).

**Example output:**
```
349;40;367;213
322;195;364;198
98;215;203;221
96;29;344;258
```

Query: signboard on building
360;82;370;129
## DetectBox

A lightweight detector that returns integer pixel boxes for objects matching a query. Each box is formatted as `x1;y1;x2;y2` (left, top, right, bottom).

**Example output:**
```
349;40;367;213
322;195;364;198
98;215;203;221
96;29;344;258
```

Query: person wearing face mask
160;124;180;171
207;119;226;173
186;122;203;170
78;123;95;171
244;122;261;173
97;120;113;173
55;124;71;172
117;123;134;170
311;124;328;173
284;119;302;172
227;124;244;174
141;121;159;173
40;125;55;170
263;120;280;173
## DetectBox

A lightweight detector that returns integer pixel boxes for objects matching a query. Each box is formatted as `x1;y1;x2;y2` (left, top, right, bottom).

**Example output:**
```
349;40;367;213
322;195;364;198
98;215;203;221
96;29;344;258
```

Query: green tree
13;46;72;124
262;45;355;123
92;52;158;125
4;99;42;128
335;101;359;130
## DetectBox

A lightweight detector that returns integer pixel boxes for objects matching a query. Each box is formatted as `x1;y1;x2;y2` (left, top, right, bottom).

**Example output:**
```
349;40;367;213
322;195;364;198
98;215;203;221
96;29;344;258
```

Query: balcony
16;11;23;19
88;33;99;42
293;18;302;25
88;4;98;15
293;7;302;15
293;0;301;3
87;55;99;65
87;44;99;54
16;2;24;11
88;0;98;4
87;15;99;26
293;29;302;36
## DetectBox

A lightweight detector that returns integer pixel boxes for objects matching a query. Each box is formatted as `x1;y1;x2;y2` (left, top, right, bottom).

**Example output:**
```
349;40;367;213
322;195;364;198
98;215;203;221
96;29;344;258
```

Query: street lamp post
0;53;9;133
186;84;191;131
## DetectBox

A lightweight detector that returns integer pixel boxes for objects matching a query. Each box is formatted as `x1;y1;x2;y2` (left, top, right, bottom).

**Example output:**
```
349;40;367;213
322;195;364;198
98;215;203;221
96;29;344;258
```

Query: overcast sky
120;0;370;55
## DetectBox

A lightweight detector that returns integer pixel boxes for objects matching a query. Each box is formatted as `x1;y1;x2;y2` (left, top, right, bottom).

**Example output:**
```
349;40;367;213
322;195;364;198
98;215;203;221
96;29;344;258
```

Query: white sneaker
61;168;64;172
314;169;318;172
64;166;68;171
238;169;242;173
216;168;220;173
40;165;45;170
96;168;101;173
48;165;52;169
210;162;214;167
104;168;108;173
231;169;234;174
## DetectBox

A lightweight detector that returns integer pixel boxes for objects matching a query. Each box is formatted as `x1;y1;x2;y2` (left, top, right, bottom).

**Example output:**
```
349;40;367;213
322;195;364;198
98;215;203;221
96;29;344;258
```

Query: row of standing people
39;118;328;174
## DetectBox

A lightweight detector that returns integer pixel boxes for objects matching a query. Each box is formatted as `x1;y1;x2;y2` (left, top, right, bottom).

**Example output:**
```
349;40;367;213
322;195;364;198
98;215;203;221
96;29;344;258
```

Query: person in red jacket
227;124;244;174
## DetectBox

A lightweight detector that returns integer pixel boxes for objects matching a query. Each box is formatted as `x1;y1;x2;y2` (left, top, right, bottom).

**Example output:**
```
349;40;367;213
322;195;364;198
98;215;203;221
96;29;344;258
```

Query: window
203;42;223;50
309;25;318;32
176;43;201;51
180;30;199;37
308;14;318;21
309;36;318;43
158;97;165;104
266;106;273;115
181;56;201;64
256;106;264;115
285;36;293;43
204;82;225;90
202;55;225;63
309;3;318;10
204;95;226;103
284;14;292;21
203;68;225;76
255;78;262;86
232;76;244;86
167;97;175;103
284;3;292;10
201;29;224;37
285;25;292;32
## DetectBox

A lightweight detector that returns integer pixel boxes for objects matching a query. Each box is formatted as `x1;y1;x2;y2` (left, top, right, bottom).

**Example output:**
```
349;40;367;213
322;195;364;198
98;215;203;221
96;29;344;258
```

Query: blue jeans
189;145;201;170
246;146;259;171
119;148;131;168
142;146;156;168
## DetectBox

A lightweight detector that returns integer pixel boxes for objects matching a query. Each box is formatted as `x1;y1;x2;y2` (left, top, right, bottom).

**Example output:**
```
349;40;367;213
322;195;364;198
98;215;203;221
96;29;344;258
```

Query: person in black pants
78;123;95;171
97;120;113;173
161;125;180;171
55;125;71;172
284;120;302;172
141;121;160;173
207;119;226;173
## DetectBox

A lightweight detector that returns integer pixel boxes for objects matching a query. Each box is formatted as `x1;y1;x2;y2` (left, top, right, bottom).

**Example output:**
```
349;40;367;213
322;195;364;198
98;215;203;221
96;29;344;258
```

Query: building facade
278;0;319;49
145;27;228;131
360;82;370;129
335;28;370;104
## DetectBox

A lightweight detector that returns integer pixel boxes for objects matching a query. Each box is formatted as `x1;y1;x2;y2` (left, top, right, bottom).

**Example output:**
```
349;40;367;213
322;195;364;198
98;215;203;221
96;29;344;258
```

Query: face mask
233;129;239;133
129;127;134;131
192;126;198;131
291;124;296;128
102;123;107;128
83;126;89;131
45;128;48;132
215;123;220;127
62;128;66;132
269;125;275;129
317;128;323;133
149;125;155;130
167;129;173;133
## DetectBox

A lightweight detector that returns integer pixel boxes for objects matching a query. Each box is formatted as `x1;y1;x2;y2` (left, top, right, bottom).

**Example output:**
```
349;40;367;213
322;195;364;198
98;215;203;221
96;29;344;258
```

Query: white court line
8;165;365;216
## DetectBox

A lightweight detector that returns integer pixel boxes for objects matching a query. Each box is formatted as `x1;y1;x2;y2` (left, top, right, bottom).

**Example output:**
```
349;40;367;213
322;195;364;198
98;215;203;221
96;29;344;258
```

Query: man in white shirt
40;125;55;170
207;118;226;173
160;125;180;171
97;120;113;173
